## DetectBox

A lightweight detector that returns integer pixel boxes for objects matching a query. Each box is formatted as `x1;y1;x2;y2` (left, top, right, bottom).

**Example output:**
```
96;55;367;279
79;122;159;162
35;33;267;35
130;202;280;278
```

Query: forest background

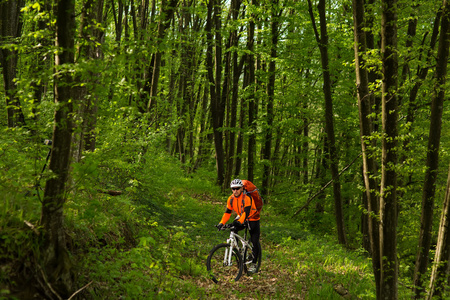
1;0;450;299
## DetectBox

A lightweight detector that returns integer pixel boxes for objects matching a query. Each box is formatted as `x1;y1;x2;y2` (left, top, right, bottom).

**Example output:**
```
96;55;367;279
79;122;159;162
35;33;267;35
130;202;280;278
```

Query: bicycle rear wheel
206;243;243;283
243;241;262;274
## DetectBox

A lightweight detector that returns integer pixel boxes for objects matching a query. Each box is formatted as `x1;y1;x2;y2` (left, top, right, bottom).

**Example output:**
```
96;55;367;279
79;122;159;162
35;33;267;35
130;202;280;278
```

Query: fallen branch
67;281;93;300
293;152;362;216
24;220;40;236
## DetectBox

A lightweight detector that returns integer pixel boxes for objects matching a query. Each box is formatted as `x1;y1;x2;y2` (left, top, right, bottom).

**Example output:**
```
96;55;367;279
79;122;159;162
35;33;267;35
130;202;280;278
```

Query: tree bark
413;15;449;300
401;5;442;188
39;0;76;297
379;0;399;298
72;0;104;162
224;0;242;187
206;0;225;186
234;56;247;177
423;1;450;298
308;0;347;246
147;0;178;117
0;0;25;127
246;0;257;183
352;0;381;296
261;0;280;197
428;166;450;300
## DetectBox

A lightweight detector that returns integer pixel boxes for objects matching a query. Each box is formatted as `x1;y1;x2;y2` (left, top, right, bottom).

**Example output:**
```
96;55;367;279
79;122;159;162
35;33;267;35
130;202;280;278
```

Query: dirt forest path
187;196;310;299
185;241;309;299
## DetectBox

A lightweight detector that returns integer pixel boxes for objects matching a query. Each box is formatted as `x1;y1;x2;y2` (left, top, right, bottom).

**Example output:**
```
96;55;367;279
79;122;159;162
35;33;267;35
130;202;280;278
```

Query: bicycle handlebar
216;224;235;231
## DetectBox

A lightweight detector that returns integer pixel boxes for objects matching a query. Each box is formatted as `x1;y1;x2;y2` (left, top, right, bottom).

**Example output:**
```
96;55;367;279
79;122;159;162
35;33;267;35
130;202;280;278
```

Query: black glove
232;220;241;228
216;223;224;231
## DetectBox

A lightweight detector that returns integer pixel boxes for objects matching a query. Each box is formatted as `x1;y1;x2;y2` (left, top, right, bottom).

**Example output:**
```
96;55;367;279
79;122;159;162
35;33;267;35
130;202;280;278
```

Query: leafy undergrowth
67;185;380;300
1;180;404;299
0;137;395;299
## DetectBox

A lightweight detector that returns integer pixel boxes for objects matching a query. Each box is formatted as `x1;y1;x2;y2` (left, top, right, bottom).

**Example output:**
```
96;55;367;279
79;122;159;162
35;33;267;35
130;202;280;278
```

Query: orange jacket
220;192;260;225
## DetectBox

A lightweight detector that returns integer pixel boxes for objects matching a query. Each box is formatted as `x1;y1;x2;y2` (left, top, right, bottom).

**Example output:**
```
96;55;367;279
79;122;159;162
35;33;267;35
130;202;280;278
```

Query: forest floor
183;250;310;300
0;174;374;299
175;194;357;300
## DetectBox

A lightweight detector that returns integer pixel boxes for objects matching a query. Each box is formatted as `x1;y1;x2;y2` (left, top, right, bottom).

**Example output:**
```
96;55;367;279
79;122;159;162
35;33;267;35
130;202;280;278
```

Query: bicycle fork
223;246;233;266
224;233;236;266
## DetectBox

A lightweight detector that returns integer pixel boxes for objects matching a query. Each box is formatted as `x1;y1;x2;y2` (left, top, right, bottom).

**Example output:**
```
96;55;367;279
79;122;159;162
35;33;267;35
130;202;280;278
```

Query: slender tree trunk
206;0;225;186
302;98;309;185
261;1;279;197
72;0;104;162
246;0;257;182
225;0;242;187
421;1;450;298
428;165;450;300
39;0;76;297
175;3;197;165
194;81;210;171
222;7;233;189
402;6;442;188
29;0;51;125
308;0;347;246
379;0;399;298
234;58;247;177
147;0;178;117
352;0;381;296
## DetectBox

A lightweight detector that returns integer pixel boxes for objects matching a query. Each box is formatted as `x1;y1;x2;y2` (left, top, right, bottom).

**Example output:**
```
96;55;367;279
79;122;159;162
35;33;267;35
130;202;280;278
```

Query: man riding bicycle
216;179;261;273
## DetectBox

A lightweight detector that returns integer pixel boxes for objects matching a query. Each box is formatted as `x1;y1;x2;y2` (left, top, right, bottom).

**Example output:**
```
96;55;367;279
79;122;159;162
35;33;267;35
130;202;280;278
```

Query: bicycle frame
224;227;252;267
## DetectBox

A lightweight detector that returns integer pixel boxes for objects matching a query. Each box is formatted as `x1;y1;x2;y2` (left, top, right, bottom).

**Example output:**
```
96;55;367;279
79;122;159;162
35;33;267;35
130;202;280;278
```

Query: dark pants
234;220;261;263
249;220;261;263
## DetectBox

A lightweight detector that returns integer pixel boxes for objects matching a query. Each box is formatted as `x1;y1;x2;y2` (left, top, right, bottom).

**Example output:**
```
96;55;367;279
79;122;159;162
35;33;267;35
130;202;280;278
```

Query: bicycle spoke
206;243;243;283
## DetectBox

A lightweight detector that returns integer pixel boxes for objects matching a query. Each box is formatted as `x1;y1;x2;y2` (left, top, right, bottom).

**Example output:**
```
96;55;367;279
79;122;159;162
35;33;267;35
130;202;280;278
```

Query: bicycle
206;223;262;283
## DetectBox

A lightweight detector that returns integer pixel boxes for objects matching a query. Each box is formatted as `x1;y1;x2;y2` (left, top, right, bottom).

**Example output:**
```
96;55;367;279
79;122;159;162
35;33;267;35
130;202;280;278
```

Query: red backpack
242;180;263;215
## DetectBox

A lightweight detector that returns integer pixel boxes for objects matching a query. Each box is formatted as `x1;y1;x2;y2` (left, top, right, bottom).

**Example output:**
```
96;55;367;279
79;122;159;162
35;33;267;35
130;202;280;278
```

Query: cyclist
216;179;261;273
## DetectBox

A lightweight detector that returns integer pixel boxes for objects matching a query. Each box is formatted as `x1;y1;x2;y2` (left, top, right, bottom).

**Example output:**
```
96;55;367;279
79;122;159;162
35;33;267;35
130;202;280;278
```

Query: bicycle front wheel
206;243;243;283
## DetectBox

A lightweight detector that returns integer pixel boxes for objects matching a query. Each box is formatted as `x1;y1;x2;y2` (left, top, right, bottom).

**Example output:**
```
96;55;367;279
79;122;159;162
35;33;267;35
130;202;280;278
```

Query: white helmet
230;179;243;188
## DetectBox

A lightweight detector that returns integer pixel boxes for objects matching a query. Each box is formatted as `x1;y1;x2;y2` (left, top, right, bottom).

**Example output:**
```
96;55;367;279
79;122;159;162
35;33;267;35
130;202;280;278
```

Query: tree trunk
379;0;399;298
352;0;381;297
422;1;450;298
221;7;233;190
246;0;257;183
261;1;279;197
401;5;442;188
72;0;104;162
308;0;347;246
206;0;225;186
147;0;178;117
0;0;25;127
225;0;242;187
39;0;76;297
234;57;247;177
428;164;450;299
302;98;309;185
